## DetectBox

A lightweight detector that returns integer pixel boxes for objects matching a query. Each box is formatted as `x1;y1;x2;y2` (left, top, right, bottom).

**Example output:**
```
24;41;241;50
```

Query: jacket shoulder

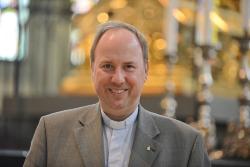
145;109;199;137
41;103;98;127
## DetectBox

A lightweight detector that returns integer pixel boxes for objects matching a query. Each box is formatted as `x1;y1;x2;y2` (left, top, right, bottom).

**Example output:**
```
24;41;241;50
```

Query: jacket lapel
129;106;162;167
74;104;104;167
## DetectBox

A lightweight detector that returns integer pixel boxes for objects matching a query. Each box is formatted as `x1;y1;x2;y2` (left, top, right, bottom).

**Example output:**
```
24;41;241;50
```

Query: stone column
19;0;72;96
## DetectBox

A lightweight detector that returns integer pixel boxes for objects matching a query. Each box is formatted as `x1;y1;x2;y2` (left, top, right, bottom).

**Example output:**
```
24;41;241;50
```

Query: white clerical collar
100;107;138;130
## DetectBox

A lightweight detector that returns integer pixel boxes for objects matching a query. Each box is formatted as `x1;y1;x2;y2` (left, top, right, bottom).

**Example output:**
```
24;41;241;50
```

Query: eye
102;64;114;71
125;64;136;71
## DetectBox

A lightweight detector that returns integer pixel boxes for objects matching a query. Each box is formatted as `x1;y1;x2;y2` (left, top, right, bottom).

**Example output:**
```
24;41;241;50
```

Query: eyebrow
98;60;112;64
124;61;137;65
99;59;137;64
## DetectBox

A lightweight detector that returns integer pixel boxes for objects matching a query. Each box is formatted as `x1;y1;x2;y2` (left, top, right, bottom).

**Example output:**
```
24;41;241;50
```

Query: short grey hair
90;21;148;65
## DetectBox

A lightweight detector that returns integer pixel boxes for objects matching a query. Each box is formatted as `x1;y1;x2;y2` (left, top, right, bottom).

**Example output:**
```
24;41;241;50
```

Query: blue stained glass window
0;0;29;61
0;10;19;61
0;0;19;61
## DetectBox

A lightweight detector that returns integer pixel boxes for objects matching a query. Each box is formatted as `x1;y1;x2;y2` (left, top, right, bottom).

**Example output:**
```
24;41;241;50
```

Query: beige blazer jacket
23;103;210;167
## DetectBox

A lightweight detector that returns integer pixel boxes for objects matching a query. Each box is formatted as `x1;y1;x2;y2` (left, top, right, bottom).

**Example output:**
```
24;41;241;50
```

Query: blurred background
0;0;250;166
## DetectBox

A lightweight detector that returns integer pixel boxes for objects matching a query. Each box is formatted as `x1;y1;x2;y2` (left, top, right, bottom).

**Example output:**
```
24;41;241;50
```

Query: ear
91;64;95;81
144;74;148;82
144;62;149;81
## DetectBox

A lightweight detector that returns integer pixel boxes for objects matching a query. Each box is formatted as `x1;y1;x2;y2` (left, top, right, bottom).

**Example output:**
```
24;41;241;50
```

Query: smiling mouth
108;88;128;94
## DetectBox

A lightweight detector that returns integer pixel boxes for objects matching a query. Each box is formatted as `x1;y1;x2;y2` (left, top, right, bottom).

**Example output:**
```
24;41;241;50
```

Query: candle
241;0;250;33
195;0;213;45
165;0;179;56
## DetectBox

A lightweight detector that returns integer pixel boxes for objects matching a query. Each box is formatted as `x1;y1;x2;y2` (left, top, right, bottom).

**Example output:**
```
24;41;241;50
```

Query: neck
105;112;133;121
100;104;138;121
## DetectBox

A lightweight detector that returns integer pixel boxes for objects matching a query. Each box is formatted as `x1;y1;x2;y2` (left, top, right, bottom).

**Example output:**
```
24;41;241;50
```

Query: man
24;21;211;167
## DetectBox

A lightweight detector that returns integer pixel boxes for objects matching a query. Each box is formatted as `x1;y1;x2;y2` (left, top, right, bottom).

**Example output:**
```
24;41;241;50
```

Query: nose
111;68;125;85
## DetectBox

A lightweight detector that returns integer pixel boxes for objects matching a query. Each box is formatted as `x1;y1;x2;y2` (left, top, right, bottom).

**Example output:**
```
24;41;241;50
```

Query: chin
111;104;125;109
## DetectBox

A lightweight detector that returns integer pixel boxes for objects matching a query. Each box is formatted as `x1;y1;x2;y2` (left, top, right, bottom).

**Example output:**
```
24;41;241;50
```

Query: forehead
92;28;147;68
95;28;142;56
98;28;139;47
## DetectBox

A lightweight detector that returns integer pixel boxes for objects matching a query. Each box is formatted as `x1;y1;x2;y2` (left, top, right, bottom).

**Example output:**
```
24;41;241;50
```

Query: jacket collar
74;103;162;167
74;103;104;167
129;105;161;167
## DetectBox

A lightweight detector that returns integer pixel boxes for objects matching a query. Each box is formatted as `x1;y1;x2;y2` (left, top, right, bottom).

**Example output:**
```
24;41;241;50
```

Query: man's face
92;28;147;121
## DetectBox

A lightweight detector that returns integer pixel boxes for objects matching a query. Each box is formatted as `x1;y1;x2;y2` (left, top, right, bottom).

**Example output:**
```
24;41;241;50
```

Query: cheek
93;71;109;88
128;74;145;88
92;71;101;85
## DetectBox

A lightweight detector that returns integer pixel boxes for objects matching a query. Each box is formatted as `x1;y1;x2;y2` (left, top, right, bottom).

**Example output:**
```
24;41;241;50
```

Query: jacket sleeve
23;117;47;167
188;133;211;167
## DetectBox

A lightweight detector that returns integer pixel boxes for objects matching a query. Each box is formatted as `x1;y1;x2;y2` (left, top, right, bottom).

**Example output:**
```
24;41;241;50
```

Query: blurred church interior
0;0;250;166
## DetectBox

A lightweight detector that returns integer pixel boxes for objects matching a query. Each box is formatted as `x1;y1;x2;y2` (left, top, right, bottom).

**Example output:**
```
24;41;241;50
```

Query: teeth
109;89;127;94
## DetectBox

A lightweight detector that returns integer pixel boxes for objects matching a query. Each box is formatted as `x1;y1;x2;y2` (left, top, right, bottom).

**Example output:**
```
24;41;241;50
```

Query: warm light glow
154;38;166;50
110;0;127;9
209;150;224;160
158;0;168;7
97;12;109;23
239;69;246;80
173;9;187;24
238;129;245;139
210;12;229;32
